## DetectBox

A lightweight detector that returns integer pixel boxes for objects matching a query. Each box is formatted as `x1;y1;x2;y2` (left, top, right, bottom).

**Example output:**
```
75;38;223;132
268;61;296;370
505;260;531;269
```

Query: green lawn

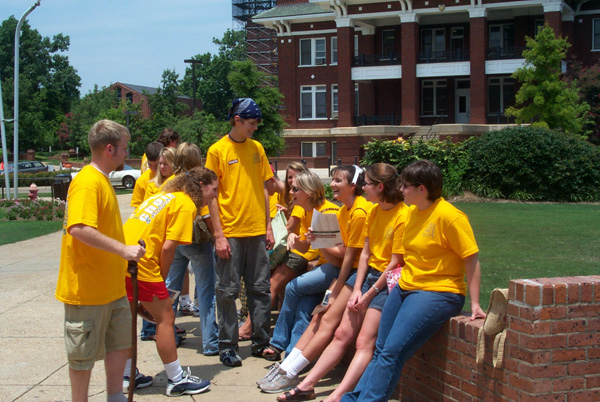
453;202;600;311
0;219;62;245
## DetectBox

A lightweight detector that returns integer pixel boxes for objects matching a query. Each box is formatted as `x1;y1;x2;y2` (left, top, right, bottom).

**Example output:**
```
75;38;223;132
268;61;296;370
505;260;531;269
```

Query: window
300;38;326;66
422;28;445;56
116;87;122;101
450;27;464;58
421;80;447;116
355;35;359;58
488;77;515;116
300;85;327;119
301;142;327;157
331;37;338;65
594;19;600;50
126;92;133;103
489;24;515;52
355;83;359;116
382;30;396;59
332;84;338;117
332;141;337;162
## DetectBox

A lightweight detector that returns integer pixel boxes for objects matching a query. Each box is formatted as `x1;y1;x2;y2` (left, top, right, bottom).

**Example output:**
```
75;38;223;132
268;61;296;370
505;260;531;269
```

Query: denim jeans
165;242;219;355
340;285;465;402
270;263;341;354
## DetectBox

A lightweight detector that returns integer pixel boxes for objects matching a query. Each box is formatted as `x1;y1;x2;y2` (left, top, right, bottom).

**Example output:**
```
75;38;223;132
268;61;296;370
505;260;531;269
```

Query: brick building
254;0;600;162
108;82;201;119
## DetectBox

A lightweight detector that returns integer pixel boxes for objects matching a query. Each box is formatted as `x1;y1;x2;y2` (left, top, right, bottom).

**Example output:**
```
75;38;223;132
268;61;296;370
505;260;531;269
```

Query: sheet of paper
310;208;343;249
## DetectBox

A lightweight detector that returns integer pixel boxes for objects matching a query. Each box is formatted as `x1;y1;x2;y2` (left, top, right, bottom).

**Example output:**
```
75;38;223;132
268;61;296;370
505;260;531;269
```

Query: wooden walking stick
127;239;145;401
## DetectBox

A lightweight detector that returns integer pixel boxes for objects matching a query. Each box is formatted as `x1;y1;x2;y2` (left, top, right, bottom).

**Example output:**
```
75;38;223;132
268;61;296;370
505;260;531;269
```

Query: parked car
0;161;49;175
71;164;140;189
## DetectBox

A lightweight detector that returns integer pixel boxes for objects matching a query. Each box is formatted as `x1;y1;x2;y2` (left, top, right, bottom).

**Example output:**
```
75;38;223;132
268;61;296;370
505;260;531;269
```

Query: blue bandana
228;98;262;120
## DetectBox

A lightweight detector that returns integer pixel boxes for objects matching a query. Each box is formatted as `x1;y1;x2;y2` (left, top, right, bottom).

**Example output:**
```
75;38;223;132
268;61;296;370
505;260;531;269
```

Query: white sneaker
166;367;210;396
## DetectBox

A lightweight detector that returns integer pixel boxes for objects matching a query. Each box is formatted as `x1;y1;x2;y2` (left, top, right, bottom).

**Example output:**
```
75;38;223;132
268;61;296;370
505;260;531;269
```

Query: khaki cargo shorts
63;296;131;370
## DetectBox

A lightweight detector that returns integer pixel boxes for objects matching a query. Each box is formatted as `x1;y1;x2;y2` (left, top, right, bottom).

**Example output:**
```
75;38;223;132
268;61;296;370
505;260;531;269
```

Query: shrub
464;126;600;201
361;137;472;197
1;198;66;221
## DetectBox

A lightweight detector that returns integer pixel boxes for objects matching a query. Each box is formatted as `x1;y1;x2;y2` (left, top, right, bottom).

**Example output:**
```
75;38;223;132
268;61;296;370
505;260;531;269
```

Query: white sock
164;359;184;382
124;358;132;378
286;354;310;377
180;294;191;306
280;348;302;371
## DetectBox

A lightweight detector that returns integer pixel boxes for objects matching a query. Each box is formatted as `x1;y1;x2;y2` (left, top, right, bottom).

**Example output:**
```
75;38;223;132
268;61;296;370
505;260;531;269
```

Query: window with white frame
300;38;326;66
332;84;339;117
331;37;338;64
301;142;327;157
488;77;515;116
422;28;445;57
594;19;600;50
301;85;327;119
421;80;447;116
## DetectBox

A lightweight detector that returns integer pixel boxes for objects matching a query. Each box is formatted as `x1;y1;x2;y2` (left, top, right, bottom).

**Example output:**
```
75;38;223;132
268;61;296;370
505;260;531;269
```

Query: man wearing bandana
205;98;275;367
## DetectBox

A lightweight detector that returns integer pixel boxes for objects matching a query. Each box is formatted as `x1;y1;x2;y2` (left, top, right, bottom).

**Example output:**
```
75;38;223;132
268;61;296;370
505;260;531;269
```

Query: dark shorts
282;252;309;273
126;277;169;302
345;267;388;311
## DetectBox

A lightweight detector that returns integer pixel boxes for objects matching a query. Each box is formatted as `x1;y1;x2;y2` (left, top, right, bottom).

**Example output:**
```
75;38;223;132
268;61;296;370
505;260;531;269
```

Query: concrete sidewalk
0;193;347;402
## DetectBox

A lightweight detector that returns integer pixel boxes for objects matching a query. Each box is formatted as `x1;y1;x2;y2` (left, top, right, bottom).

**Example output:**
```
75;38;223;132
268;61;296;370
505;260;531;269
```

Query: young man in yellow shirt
205;98;275;367
130;141;163;208
55;120;146;402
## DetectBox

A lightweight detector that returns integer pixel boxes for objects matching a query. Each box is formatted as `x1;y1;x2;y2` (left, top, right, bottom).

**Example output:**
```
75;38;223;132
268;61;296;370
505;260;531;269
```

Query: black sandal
262;345;282;361
276;386;316;401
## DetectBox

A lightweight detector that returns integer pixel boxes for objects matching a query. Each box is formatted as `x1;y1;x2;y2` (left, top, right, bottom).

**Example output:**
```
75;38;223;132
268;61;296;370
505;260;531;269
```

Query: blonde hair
282;161;309;211
173;142;202;174
153;147;176;188
294;171;325;208
88;120;130;152
162;167;217;210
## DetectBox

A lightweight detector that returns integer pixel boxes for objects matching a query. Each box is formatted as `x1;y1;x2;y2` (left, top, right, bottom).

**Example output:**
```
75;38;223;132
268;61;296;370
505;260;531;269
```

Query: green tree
180;29;247;120
0;16;81;151
567;61;600;144
505;25;590;136
173;111;228;155
228;60;286;156
66;86;144;154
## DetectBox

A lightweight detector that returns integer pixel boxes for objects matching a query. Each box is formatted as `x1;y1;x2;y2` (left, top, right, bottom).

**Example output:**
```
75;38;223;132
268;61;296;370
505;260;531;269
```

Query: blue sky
1;0;234;96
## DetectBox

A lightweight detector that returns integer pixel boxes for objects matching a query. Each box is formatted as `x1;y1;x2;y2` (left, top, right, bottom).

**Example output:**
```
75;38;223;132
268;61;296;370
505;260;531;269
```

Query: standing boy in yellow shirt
130;141;163;208
56;120;146;402
205;98;275;367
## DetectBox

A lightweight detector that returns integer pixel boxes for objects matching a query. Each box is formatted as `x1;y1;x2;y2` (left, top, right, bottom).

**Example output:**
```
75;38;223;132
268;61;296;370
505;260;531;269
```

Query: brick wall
395;276;600;401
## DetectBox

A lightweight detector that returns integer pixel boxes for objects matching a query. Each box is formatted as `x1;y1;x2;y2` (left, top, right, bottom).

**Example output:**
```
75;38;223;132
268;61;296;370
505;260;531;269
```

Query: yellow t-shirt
289;204;304;235
124;192;196;282
140;153;148;173
205;136;273;237
56;165;126;305
338;196;373;268
131;169;155;208
269;192;280;219
293;200;340;264
399;198;479;295
366;202;408;273
145;174;174;201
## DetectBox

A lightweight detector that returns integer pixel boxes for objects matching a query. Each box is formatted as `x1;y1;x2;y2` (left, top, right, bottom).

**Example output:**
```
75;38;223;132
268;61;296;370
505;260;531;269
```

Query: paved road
0;193;347;402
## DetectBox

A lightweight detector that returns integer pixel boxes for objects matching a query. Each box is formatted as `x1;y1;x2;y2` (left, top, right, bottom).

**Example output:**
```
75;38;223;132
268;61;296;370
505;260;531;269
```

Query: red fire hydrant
28;183;39;201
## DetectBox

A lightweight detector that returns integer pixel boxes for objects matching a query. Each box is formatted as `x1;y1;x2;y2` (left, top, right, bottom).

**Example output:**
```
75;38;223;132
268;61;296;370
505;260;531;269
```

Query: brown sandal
276;386;316;401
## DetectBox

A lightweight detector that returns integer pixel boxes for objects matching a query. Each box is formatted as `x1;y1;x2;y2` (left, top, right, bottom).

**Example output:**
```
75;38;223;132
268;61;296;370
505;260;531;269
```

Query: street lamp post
124;110;139;133
184;59;202;113
13;1;41;199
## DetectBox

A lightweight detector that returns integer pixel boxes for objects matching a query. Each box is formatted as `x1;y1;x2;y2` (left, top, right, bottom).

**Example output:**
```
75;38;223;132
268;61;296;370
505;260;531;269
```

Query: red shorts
125;277;169;302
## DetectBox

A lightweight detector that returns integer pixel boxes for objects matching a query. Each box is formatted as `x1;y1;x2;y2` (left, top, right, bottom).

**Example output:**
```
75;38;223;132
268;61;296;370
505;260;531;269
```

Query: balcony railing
487;112;515;124
487;46;527;60
354;114;402;126
353;54;401;67
418;49;470;63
